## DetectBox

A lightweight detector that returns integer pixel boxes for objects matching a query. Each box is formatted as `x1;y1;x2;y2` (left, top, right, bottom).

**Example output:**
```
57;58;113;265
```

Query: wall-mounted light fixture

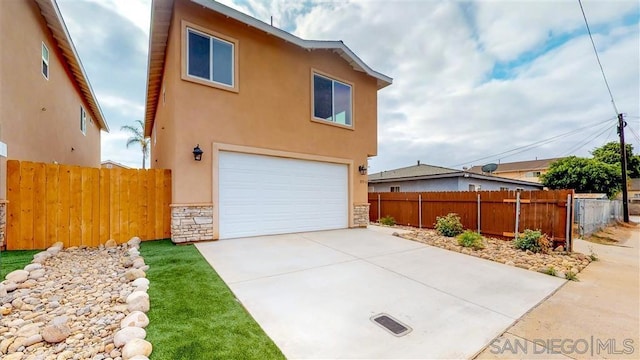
358;165;367;175
192;144;203;161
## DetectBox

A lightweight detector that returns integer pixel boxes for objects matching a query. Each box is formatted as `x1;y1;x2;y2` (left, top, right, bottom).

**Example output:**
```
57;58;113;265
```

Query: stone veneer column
0;200;6;248
353;203;370;227
170;204;214;243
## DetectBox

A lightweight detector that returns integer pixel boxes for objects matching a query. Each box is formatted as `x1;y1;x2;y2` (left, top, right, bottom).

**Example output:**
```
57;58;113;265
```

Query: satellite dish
481;163;498;174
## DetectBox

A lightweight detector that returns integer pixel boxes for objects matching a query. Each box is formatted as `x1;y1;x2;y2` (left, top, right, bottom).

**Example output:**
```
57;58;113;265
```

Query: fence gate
5;160;171;250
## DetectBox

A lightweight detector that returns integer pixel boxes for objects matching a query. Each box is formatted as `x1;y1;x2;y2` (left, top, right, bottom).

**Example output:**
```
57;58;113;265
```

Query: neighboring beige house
628;178;640;215
468;158;560;184
0;0;108;247
101;160;131;170
145;0;392;242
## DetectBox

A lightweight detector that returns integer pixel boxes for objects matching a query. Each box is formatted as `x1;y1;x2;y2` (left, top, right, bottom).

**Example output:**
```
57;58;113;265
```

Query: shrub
379;215;396;226
457;230;485;250
543;266;557;276
435;213;463;237
565;271;578;281
513;229;551;254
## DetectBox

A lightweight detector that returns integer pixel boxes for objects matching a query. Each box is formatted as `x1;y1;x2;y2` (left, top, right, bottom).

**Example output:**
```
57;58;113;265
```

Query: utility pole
617;113;629;222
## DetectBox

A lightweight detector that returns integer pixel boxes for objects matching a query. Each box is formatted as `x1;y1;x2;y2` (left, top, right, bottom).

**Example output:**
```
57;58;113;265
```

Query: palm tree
121;120;150;169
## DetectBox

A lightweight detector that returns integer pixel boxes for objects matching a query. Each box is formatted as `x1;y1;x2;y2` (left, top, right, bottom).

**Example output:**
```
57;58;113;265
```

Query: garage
218;151;349;239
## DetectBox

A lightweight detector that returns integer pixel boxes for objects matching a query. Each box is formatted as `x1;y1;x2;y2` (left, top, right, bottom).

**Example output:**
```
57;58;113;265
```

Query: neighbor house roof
368;162;458;181
144;0;393;137
368;162;543;188
101;160;131;169
34;0;109;132
468;158;560;174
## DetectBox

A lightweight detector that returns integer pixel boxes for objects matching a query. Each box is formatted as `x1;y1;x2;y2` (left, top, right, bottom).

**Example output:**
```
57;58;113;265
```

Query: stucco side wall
492;170;545;184
0;0;101;199
158;0;378;205
457;177;541;191
369;178;460;192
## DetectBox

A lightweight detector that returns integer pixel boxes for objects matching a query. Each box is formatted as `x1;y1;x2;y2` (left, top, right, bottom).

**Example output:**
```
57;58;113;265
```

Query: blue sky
57;0;640;171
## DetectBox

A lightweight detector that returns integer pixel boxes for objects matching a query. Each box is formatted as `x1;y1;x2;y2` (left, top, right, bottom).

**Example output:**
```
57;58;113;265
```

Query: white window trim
42;42;49;80
185;27;235;88
312;72;353;128
80;106;87;135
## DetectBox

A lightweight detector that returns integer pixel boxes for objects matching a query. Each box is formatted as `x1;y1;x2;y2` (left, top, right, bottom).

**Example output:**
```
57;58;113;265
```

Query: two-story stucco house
0;0;109;247
145;0;392;242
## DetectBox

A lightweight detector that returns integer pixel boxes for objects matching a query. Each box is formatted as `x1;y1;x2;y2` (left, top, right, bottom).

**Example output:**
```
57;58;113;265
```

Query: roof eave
35;0;110;132
189;0;392;89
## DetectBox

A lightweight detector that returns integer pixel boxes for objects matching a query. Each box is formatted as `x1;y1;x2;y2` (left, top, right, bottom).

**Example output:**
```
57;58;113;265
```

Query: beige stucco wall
150;0;379;208
492;170;547;184
0;0;102;199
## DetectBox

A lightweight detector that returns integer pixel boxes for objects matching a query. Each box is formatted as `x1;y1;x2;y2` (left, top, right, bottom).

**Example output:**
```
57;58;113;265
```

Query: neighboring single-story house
468;158;560;184
144;0;392;242
0;0;108;247
368;161;543;192
101;160;131;169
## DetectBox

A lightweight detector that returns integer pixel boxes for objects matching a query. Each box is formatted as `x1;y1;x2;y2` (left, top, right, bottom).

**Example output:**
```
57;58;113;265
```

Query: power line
578;0;619;116
627;125;640;143
449;116;616;167
561;122;615;156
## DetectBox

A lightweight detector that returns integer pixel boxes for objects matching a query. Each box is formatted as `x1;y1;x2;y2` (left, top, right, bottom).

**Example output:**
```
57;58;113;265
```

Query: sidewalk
476;221;640;359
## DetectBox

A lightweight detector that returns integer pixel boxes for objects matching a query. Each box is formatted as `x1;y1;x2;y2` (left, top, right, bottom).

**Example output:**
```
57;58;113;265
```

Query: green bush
379;215;396;226
513;229;548;253
565;271;578;281
457;230;485;250
435;213;464;237
543;266;557;276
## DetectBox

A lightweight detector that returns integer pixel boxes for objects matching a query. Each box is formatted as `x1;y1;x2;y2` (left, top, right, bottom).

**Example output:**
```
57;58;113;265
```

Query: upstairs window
313;73;352;126
80;107;87;135
186;27;234;87
42;43;49;79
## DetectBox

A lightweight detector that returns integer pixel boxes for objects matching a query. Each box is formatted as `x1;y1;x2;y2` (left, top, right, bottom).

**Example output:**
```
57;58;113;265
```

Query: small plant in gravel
588;246;599;261
543;266;557;276
513;229;551;254
379;215;396;226
565;270;579;281
457;230;485;250
435;213;463;237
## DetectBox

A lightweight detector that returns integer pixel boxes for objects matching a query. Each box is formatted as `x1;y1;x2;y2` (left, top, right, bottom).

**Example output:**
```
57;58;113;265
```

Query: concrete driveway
196;227;565;359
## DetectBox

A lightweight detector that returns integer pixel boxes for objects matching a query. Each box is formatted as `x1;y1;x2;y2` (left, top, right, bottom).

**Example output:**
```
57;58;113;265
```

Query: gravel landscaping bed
0;237;152;360
394;227;593;279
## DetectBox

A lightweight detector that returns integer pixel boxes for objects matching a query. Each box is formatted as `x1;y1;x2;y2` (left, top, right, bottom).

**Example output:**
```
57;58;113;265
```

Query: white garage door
219;151;348;239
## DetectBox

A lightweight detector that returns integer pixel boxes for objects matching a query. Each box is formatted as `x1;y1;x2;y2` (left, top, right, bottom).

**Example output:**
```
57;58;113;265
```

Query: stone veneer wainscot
0;200;6;248
353;203;370;227
170;204;214;243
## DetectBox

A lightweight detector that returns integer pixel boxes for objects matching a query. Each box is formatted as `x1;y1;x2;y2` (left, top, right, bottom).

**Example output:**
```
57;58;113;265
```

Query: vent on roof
371;313;412;337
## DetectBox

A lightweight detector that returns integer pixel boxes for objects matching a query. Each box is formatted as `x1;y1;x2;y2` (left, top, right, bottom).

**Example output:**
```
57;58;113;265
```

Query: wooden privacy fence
369;190;574;250
5;160;171;250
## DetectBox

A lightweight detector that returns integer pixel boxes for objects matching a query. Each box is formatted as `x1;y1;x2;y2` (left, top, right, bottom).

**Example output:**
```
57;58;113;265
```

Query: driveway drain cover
371;313;412;336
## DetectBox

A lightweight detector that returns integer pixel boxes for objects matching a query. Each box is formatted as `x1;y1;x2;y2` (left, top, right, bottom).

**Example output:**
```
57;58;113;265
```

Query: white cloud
59;0;639;172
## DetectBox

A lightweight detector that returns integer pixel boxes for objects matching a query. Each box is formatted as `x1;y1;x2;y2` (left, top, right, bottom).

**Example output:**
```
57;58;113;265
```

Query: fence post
477;193;481;234
514;192;521;239
377;193;381;221
418;194;422;228
565;193;572;252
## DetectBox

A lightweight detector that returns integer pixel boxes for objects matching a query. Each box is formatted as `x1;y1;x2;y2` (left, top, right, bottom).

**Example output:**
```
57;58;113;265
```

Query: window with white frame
42;42;49;79
313;73;352;126
80;107;87;135
186;28;234;87
390;186;400;192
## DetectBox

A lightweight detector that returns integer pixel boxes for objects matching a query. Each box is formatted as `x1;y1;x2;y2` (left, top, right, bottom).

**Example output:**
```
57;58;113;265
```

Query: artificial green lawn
0;250;39;278
140;240;285;360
